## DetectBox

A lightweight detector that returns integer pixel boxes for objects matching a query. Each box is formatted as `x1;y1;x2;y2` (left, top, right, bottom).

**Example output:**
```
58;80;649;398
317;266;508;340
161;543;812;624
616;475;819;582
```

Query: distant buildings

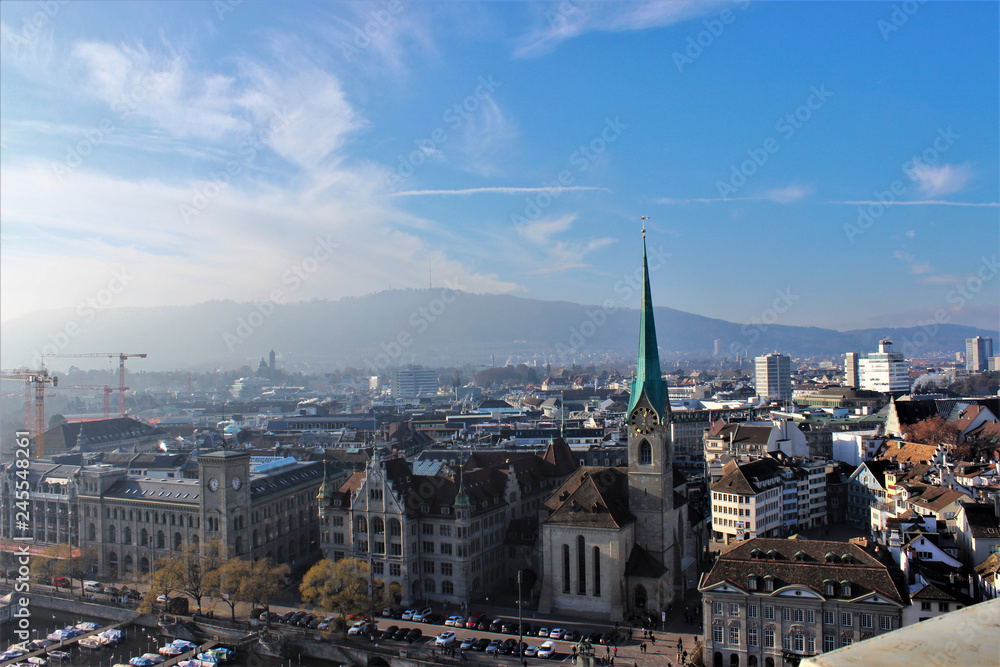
390;368;438;398
844;352;860;389
858;340;910;394
965;336;994;373
755;353;792;403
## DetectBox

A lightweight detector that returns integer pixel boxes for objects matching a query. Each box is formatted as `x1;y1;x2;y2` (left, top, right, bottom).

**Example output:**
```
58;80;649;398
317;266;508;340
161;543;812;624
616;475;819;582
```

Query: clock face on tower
631;407;658;434
208;478;220;492
232;476;242;491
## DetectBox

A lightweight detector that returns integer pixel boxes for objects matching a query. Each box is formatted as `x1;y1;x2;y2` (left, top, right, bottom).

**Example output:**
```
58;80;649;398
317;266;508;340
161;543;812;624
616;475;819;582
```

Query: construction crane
0;368;58;457
42;352;147;417
57;384;126;420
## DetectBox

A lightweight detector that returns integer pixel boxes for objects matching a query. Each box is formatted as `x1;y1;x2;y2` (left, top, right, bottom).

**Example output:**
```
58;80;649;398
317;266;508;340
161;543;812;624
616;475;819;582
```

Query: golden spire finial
640;215;649;238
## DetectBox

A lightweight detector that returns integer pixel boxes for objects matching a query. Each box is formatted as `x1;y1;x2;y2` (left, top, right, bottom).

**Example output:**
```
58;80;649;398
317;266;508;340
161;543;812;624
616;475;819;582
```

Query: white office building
755;353;792;403
966;337;994;373
859;340;909;393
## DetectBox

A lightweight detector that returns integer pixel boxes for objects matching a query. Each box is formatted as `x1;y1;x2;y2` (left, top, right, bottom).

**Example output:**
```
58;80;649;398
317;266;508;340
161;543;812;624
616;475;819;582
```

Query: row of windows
714;603;892;630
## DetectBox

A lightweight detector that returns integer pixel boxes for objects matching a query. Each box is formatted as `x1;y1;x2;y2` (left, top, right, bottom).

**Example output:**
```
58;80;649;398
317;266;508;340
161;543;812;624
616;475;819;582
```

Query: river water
19;609;340;667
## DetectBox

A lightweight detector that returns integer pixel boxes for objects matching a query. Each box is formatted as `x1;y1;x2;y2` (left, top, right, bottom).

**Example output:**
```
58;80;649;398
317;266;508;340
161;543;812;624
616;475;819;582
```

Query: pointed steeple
627;218;669;418
317;460;333;503
454;465;471;508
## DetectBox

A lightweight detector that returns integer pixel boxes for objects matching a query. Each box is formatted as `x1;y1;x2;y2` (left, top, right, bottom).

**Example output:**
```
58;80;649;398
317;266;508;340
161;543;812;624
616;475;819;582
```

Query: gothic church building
538;232;700;621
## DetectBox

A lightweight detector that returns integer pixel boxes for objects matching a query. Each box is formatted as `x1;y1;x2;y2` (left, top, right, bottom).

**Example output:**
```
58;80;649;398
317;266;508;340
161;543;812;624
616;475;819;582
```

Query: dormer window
840;580;851;597
841;553;852;564
750;548;761;560
766;549;777;560
763;575;774;592
825;552;836;564
748;574;758;590
794;550;806;562
824;580;835;596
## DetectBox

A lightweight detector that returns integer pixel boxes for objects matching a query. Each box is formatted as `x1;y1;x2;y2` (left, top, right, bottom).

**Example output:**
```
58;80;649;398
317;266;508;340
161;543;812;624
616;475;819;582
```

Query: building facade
965;337;994;373
699;537;908;667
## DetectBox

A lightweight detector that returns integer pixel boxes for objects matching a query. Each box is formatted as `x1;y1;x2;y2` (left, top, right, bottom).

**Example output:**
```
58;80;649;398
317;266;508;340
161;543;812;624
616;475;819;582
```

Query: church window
593;546;601;596
562;545;571;593
640;440;652;465
577;536;586;594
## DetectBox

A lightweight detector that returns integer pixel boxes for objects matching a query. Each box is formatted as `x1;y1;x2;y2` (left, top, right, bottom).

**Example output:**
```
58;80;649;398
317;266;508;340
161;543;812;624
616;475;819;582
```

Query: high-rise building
966;337;994;372
845;352;860;388
390;368;438;397
714;339;721;356
754;352;792;402
859;339;909;393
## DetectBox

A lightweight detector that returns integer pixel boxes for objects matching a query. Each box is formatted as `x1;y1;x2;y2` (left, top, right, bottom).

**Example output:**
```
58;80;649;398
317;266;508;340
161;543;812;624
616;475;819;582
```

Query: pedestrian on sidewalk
627;628;633;641
650;633;656;645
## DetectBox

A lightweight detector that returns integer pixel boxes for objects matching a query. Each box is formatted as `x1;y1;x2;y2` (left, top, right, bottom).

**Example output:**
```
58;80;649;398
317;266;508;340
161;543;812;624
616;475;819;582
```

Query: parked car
445;615;464;627
308;617;323;629
317;615;337;630
405;628;422;643
435;631;457;647
401;609;417;620
588;632;603;644
382;625;399;639
501;621;517;634
549;628;565;640
347;621;369;636
600;631;616;645
520;623;535;636
258;611;279;623
537;627;550;638
537;640;556;659
472;638;491;652
50;576;70;587
562;630;579;642
83;581;103;593
476;618;492;631
297;613;317;627
524;645;539;657
392;627;410;641
460;636;478;650
466;612;486;629
499;638;518;655
411;607;433;623
485;639;502;655
424;613;444;625
279;611;296;623
490;619;505;632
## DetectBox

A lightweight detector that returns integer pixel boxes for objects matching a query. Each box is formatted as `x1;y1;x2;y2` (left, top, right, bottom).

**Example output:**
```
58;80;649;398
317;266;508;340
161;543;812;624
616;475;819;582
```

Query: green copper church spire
627;217;669;418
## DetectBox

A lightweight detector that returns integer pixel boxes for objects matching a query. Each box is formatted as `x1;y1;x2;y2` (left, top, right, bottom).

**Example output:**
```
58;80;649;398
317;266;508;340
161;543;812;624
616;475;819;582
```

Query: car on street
347;621;369;636
466;612;485;628
405;628;422;643
485;639;503;655
279;611;296;623
411;607;433;622
588;631;603;644
392;627;410;641
317;615;337;630
537;627;550;638
382;625;399;638
490;618;504;632
475;618;492;631
562;630;579;642
524;645;539;657
424;613;444;625
520;623;534;636
460;637;478;651
472;638;491;652
50;576;70;587
445;615;464;627
435;631;457;647
600;631;616;645
401;609;417;620
501;621;517;634
499;638;518;655
537;640;556;659
549;628;565;640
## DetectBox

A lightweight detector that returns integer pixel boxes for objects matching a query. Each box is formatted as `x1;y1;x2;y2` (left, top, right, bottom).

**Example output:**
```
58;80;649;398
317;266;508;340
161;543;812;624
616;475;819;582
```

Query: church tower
627;221;676;568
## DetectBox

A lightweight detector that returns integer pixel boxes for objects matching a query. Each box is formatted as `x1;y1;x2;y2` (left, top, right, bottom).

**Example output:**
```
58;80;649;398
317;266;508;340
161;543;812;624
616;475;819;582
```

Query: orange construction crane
42;352;147;417
58;384;126;420
0;368;58;456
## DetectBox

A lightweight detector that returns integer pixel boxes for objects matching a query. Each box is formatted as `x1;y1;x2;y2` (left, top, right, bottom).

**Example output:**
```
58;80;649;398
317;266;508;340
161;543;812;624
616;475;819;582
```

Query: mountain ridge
1;290;995;372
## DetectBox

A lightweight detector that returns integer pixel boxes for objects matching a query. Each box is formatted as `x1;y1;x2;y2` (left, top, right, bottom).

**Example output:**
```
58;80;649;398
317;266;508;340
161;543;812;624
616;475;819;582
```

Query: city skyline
1;1;997;334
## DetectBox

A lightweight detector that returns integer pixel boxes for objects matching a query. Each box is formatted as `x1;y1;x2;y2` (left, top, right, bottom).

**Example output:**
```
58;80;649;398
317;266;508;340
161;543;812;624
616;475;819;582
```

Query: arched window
373;517;385;535
124;527;132;545
593;546;601;596
124;554;133;575
108;525;116;542
140;528;148;546
191;533;199;549
749;657;758;667
731;654;740;667
140;557;150;574
157;530;165;549
748;574;758;590
577;536;586;594
640;440;653;465
235;536;243;555
824;580;835;596
173;532;182;550
87;523;96;541
357;517;368;533
253;529;260;547
562;544;571;593
389;519;402;537
634;584;648;609
442;581;454;595
840;580;851;597
764;575;774;591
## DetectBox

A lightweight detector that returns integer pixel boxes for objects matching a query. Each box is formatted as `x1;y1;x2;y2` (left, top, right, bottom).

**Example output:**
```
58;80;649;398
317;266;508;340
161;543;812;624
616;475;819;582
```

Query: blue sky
1;0;997;333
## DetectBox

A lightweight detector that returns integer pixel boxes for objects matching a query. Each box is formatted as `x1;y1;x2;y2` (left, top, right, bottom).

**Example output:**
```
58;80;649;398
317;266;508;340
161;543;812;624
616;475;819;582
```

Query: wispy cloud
823;199;997;207
518;214;576;245
452;96;519;177
391;186;609;197
514;0;710;58
657;185;812;205
909;162;972;197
